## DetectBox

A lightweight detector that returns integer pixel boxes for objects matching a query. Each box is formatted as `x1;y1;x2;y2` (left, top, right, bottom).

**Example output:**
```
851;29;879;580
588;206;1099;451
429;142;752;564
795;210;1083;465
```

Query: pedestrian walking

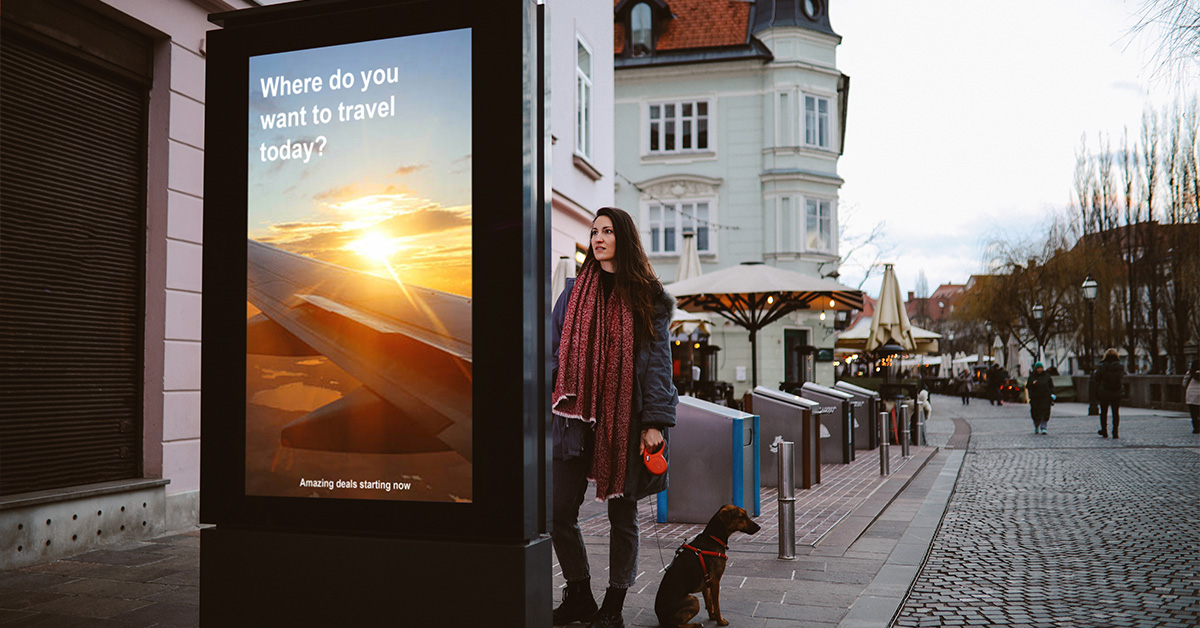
1025;361;1054;434
1092;348;1125;439
550;207;678;628
957;369;972;405
988;363;1003;406
1183;359;1200;434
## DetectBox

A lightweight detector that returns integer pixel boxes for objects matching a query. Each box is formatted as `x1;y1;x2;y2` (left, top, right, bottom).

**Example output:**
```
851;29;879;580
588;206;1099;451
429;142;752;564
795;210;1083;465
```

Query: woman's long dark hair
584;207;664;342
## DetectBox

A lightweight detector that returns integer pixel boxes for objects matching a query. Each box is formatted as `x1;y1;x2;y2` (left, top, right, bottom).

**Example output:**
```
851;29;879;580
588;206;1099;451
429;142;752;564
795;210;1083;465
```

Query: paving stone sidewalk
895;396;1200;628
12;394;1184;626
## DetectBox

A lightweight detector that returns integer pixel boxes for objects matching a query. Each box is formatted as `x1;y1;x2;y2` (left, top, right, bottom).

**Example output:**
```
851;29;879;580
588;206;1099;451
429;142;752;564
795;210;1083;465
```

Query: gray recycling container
800;382;855;464
656;396;760;524
751;386;821;490
835;381;880;450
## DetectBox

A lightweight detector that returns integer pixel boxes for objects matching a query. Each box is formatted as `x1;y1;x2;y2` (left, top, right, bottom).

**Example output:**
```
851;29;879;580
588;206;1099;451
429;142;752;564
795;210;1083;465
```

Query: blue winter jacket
550;277;679;500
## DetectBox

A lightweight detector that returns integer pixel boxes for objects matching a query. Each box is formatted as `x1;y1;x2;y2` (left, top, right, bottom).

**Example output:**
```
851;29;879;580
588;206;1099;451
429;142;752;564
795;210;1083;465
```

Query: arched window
631;3;652;56
803;0;822;20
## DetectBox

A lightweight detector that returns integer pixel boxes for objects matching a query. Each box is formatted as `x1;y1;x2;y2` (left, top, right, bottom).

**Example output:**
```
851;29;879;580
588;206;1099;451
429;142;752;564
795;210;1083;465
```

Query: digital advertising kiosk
200;1;549;624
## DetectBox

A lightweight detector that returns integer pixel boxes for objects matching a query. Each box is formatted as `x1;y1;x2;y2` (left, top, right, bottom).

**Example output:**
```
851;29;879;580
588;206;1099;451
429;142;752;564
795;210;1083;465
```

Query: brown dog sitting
654;505;761;627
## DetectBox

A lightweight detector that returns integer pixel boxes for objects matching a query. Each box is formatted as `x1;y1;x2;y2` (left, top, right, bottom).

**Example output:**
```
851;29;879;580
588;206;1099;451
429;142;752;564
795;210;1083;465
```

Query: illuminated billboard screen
244;28;473;503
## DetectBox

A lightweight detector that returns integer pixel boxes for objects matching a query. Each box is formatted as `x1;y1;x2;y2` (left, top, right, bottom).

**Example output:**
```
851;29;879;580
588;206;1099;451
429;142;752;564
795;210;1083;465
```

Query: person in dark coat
1025;361;1054;434
1183;359;1200;434
550;207;678;628
988;363;1004;406
1092;348;1125;438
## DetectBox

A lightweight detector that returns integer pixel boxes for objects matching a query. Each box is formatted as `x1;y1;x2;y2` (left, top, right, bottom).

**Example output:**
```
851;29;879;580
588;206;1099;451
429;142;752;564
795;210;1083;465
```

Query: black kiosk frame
200;1;549;625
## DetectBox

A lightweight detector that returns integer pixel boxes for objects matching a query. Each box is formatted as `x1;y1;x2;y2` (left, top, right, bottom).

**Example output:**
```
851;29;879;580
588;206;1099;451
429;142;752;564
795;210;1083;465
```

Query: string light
614;170;742;231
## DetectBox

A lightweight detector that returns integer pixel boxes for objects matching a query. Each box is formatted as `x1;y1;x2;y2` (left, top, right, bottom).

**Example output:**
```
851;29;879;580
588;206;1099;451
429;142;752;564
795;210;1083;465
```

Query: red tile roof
615;0;750;55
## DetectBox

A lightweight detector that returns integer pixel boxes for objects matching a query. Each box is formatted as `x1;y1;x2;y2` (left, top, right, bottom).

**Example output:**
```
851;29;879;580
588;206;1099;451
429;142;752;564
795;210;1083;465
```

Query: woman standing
957;369;973;405
550;207;678;628
1093;348;1125;439
1183;360;1200;434
1025;362;1054;434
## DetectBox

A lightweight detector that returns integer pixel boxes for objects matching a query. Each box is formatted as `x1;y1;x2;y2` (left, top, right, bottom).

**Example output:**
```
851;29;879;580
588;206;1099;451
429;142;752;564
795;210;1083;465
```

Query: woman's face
591;215;617;271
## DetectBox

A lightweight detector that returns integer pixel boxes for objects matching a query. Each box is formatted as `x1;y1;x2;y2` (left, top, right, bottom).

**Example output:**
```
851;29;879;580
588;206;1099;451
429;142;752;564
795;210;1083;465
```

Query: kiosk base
201;527;552;627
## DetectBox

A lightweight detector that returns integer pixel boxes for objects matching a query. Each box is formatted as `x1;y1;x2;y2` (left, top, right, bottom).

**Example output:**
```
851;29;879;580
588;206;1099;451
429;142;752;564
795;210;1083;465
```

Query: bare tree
1119;128;1142;367
1132;0;1200;80
1141;110;1166;371
834;203;896;290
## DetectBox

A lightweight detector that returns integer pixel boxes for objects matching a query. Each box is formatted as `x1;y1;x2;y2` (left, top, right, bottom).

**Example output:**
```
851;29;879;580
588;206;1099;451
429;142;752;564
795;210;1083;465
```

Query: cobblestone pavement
895;396;1200;628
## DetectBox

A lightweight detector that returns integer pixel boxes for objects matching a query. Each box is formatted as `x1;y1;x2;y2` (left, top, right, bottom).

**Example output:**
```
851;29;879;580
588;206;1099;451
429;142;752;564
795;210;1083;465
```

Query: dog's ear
712;505;735;529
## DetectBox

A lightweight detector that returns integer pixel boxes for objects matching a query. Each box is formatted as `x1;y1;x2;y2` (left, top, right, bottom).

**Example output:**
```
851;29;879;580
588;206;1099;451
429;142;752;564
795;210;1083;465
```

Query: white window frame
773;195;799;253
575;35;593;161
645;98;712;155
803;197;835;254
804;94;832;149
644;199;717;256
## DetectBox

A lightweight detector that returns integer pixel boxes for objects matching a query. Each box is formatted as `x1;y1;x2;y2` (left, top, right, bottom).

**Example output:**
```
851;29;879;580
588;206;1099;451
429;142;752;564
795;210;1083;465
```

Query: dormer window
631;3;652;56
616;0;671;58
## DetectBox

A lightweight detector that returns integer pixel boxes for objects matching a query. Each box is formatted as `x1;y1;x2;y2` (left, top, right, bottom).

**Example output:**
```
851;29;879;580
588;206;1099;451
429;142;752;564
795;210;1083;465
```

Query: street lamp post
984;320;993;363
1081;276;1099;415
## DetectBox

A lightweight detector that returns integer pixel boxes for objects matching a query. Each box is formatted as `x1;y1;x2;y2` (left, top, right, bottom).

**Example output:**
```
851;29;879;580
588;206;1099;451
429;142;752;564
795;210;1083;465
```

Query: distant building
613;0;851;394
905;284;965;331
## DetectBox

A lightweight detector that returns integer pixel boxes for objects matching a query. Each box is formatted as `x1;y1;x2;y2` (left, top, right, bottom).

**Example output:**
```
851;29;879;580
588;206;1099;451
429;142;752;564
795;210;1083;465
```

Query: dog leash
678;535;728;585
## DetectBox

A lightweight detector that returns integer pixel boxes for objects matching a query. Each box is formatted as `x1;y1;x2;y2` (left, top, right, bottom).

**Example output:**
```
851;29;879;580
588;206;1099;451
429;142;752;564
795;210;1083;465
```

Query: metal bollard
879;411;890;476
777;441;796;560
900;404;911;457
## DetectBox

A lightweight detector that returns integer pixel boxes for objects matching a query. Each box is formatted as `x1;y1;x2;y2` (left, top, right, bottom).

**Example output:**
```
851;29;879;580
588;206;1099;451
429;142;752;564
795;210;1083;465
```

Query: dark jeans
551;454;639;589
1099;400;1120;432
1188;404;1199;431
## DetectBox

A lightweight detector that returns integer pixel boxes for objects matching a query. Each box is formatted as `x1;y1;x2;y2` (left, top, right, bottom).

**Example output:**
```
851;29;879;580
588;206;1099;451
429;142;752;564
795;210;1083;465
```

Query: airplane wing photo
246;239;473;462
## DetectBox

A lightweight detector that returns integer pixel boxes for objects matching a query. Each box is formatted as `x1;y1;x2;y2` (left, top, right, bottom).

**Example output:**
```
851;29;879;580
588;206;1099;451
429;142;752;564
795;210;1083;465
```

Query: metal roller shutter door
0;24;148;496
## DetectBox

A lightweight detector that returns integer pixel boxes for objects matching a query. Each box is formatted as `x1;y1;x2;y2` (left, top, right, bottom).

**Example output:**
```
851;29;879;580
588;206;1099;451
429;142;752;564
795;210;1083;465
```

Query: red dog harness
678;535;728;585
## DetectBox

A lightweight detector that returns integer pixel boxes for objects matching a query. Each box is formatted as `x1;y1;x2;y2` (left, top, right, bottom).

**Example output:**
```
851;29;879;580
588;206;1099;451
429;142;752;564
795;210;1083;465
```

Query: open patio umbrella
665;261;864;387
835;316;941;354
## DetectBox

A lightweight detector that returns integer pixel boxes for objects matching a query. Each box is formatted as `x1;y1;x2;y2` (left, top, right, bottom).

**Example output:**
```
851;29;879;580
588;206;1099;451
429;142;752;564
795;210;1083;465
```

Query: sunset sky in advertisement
248;28;472;297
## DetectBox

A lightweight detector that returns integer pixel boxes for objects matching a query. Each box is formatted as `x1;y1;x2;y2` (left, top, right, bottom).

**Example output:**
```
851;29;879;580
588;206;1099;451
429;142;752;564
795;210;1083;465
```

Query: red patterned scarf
553;263;635;500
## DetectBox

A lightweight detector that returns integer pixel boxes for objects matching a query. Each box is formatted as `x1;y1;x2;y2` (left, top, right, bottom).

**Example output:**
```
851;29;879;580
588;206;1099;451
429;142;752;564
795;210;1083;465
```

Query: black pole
750;328;758;388
1087;300;1098;415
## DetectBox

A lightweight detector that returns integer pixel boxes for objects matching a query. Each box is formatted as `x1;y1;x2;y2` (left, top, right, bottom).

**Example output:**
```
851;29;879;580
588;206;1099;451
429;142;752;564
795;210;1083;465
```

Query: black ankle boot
587;587;627;628
553;579;597;625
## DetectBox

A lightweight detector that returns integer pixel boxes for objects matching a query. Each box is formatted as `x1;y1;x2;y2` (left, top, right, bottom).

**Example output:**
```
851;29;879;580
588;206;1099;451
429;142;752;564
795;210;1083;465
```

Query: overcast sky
831;0;1197;300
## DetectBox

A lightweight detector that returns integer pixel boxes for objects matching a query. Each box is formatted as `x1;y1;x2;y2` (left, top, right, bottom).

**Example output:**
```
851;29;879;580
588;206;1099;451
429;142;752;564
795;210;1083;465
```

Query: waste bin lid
752;386;818;408
801;381;853;400
833;381;881;399
679;395;755;419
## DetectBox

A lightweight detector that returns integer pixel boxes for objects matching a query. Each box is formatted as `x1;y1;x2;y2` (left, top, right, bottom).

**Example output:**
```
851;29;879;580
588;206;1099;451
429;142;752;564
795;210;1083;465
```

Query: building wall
614;26;845;396
548;0;614;264
0;0;251;569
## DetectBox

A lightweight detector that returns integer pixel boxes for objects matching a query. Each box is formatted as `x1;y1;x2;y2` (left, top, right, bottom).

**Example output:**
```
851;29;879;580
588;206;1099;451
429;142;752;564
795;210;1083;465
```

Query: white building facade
548;0;616;265
613;0;850;396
